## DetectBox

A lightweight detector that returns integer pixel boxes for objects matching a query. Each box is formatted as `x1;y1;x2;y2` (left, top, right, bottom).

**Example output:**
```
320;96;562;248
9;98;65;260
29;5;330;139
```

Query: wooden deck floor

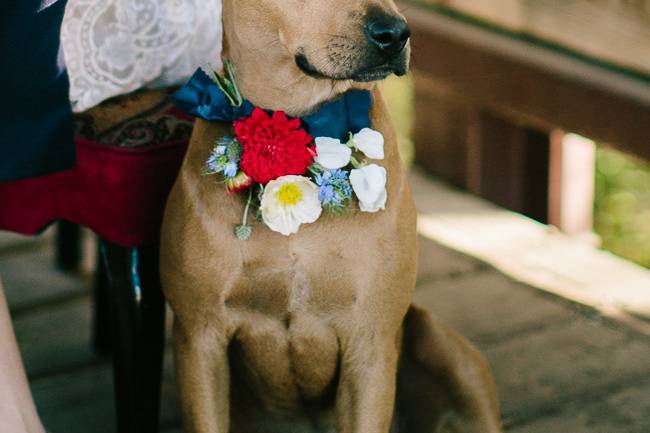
1;175;649;433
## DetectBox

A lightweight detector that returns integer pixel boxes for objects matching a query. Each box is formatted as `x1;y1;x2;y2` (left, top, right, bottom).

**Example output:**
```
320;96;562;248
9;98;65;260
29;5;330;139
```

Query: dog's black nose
366;15;410;56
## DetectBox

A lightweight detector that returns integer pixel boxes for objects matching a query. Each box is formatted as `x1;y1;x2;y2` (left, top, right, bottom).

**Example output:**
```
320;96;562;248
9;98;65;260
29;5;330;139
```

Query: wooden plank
0;246;87;314
485;319;650;424
475;112;549;222
414;74;550;222
417;236;483;283
410;169;650;334
34;365;116;433
414;0;650;78
509;377;650;433
13;297;96;379
413;74;475;188
404;4;650;161
0;230;49;254
414;270;571;346
32;352;181;433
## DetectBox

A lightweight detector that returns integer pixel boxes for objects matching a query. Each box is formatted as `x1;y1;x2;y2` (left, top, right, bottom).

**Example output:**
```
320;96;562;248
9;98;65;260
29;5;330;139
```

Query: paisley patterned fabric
74;90;194;148
61;0;223;112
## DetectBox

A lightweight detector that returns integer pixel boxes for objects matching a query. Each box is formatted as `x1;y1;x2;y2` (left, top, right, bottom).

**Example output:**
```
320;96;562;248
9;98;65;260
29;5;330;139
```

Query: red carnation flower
234;108;316;184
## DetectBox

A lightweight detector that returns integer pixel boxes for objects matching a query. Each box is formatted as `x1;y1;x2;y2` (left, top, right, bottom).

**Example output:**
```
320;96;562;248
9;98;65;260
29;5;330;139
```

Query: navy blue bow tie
172;68;373;141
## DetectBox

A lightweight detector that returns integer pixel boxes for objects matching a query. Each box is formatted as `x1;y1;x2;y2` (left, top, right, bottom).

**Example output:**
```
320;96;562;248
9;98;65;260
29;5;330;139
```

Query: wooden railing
403;1;650;234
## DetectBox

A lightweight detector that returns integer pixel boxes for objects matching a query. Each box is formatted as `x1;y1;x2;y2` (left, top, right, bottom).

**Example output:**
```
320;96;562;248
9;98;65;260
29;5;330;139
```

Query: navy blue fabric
172;68;372;141
0;0;75;181
171;69;255;122
302;90;372;140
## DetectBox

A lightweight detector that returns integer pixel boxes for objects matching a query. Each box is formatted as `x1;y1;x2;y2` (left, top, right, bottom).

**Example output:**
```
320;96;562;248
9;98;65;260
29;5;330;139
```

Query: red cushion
0;95;192;247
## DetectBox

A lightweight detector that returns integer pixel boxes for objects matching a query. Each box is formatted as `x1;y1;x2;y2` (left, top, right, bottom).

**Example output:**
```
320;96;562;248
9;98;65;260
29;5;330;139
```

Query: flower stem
350;156;364;169
242;188;253;225
308;164;323;175
346;132;355;148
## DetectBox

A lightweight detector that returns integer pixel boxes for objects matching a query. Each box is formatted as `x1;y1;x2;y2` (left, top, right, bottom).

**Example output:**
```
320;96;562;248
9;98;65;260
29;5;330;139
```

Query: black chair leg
92;242;112;355
100;240;166;433
55;221;82;271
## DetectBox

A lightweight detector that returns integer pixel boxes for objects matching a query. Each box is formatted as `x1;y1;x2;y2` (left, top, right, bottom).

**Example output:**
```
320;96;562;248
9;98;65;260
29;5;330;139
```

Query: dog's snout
365;14;410;56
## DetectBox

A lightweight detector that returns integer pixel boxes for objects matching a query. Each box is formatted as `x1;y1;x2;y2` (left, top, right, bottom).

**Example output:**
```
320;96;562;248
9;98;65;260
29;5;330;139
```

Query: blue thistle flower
314;169;352;211
223;161;238;178
205;138;241;177
319;184;338;204
206;147;226;173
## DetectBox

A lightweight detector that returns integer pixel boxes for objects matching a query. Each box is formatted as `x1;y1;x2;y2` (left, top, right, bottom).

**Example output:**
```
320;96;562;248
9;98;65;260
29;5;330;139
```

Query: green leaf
212;72;237;106
225;61;244;106
207;61;244;108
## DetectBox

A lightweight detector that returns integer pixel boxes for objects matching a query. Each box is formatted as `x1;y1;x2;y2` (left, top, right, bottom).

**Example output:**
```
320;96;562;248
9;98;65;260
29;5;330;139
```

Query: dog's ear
395;305;503;433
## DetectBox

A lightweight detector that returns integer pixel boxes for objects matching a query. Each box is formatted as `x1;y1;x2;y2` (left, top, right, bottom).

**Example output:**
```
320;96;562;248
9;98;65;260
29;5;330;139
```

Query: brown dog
160;1;502;432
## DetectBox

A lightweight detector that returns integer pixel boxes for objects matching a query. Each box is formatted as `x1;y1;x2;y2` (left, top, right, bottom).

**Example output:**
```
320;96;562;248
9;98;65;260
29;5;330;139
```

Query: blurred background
1;0;649;432
384;0;650;269
381;74;650;269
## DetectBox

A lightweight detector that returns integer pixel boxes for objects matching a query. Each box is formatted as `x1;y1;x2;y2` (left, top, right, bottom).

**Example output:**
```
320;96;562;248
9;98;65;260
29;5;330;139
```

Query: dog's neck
222;38;372;118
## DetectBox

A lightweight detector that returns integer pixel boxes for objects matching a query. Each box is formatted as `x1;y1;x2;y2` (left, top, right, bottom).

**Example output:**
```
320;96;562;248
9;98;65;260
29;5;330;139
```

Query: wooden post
548;131;596;235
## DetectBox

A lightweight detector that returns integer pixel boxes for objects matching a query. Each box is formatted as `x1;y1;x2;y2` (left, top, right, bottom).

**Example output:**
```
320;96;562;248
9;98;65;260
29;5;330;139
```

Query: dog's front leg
174;324;230;433
335;334;400;433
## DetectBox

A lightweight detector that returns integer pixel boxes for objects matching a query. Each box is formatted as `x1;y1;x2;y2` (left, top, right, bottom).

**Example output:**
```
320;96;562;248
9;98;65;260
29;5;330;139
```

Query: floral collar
172;63;388;239
172;67;373;141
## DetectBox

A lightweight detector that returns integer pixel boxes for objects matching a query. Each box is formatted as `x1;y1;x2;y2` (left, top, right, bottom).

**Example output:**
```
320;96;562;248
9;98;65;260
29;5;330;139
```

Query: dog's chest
230;307;340;413
224;236;360;317
222;244;357;412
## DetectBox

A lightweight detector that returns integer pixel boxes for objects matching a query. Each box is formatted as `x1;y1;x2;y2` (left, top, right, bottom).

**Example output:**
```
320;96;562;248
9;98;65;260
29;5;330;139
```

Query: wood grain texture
406;3;650;161
415;0;650;77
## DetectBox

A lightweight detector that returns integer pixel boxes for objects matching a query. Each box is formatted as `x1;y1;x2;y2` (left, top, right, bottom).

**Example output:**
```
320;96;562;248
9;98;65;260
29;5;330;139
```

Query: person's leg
0;278;46;433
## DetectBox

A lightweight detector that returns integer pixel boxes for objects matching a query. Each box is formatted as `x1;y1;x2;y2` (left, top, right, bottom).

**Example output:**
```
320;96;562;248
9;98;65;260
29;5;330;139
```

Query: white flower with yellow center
260;175;323;236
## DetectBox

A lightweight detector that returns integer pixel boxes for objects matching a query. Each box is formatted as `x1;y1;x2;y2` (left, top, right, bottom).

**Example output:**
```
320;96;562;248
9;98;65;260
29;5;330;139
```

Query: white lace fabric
62;0;222;112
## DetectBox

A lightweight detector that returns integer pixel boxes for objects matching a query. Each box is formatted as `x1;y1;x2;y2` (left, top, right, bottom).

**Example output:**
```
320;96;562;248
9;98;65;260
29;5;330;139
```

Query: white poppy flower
261;176;323;236
315;137;352;169
352;128;384;160
350;164;387;213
